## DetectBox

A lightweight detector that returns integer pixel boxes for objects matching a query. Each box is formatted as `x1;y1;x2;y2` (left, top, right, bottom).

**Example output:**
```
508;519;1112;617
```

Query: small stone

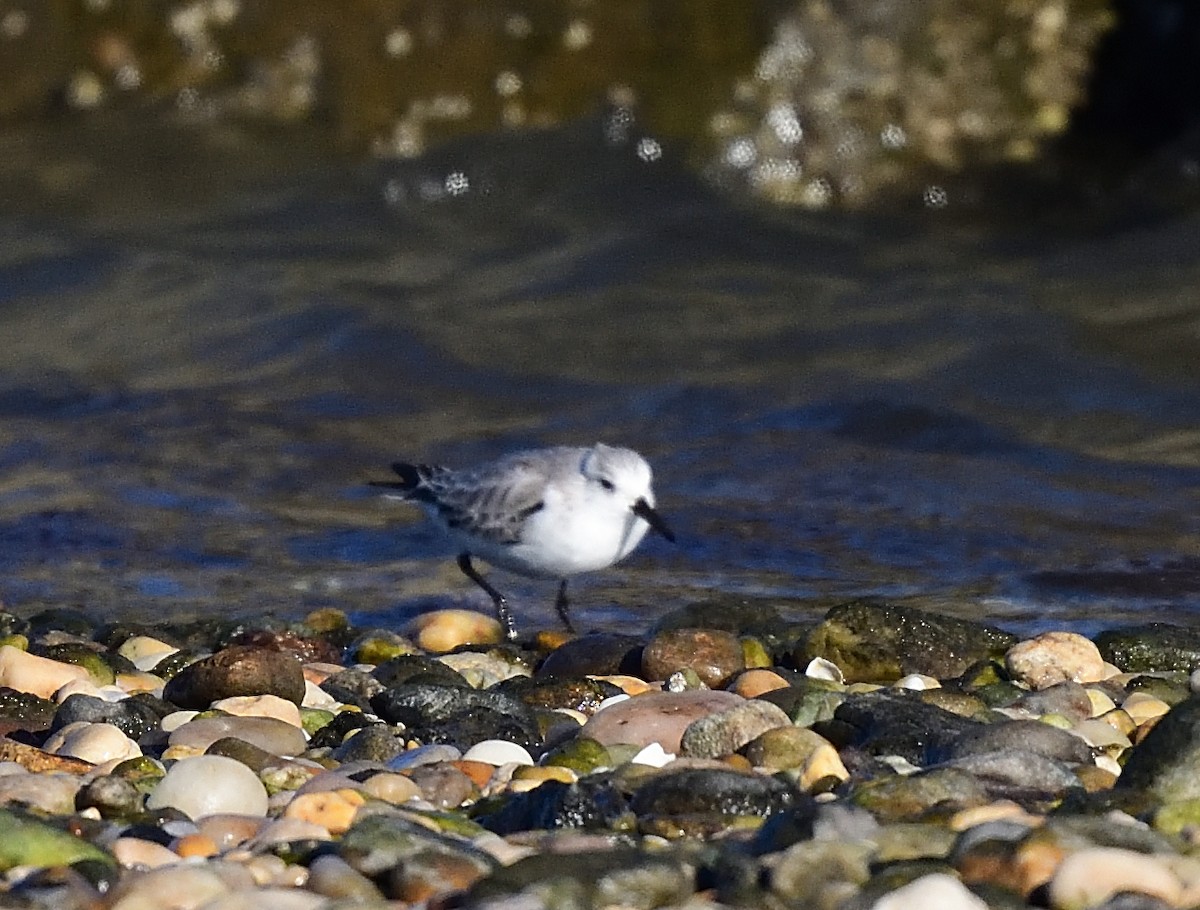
0;645;90;698
117;636;178;671
744;726;848;790
167;715;308;757
76;774;143;818
360;772;421;805
642;628;746;687
581;689;745;752
283;789;364;835
172;832;219;858
1122;692;1171;725
1048;846;1182;909
461;739;535;766
414;609;504;653
146;754;269;819
210;694;303;727
1005;633;1105;690
729;669;792;698
162;645;306;708
44;721;142;764
679;698;791;759
439;650;529;688
111;836;180;869
307;854;385;903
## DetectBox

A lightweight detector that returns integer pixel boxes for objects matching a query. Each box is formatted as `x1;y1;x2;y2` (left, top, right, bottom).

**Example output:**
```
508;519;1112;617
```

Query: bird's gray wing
424;455;555;545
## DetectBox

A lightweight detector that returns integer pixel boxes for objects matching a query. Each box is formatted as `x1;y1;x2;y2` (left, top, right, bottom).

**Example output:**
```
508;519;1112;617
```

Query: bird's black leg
457;553;516;640
554;579;576;633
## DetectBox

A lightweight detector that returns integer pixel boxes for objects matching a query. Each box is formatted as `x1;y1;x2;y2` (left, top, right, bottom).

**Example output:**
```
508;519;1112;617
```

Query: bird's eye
598;478;615;492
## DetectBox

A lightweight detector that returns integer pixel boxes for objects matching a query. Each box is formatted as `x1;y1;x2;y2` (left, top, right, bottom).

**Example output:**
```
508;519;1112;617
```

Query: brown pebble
642;628;746;687
729;669;791;698
173;833;219;858
0;737;93;774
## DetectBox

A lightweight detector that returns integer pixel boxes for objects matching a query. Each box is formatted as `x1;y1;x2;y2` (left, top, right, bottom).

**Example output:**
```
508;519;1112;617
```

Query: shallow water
0;118;1198;638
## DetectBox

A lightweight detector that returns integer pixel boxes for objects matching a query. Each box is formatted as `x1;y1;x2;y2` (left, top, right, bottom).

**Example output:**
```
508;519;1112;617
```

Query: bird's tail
369;462;439;499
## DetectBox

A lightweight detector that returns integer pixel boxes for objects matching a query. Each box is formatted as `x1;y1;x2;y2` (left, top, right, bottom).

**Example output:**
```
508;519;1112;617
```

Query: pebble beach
0;600;1199;909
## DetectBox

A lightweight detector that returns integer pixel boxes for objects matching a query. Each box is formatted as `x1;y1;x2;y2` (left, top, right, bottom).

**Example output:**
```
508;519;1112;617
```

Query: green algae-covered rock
1117;696;1200;803
0;808;113;870
1095;624;1200;673
541;736;613;775
803;601;1017;683
851;768;989;822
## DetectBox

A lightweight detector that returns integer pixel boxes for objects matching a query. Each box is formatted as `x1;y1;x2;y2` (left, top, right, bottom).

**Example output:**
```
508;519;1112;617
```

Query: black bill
632;497;676;543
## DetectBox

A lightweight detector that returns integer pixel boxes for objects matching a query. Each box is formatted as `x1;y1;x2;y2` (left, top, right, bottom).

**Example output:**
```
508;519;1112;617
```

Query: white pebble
147;755;269;819
461;740;533;766
805;657;845;683
870;873;988;910
44;722;141;763
630;742;676;768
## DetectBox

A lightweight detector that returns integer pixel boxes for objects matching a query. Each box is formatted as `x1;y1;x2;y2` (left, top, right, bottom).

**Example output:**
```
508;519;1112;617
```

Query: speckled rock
370;683;542;752
803;601;1016;683
163;646;306;708
629;767;797;830
330;724;407;764
933;719;1093;765
1096;623;1200;673
1010;681;1095;723
51;692;168;742
1006;632;1107;690
641;627;746;687
743;726;849;789
581;689;744;752
76;774;144;818
679;698;791;759
852;768;991;821
0;768;83;814
476;775;633;835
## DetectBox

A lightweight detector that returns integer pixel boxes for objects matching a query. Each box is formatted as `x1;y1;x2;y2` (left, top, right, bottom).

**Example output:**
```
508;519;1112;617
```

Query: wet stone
802;601;1016;683
851;767;991;822
75;774;143;819
336;812;497;893
933;718;1093;765
1010;680;1095;723
937;750;1085;802
536;632;644;678
52;693;165;742
580;689;744;752
329;724;407;764
371;654;468;689
833;690;983;765
370;683;542;752
1117;696;1200;802
162;645;306;708
757;678;846;727
497;674;623;714
475;775;634;835
641;627;746;687
679;697;791;759
306;710;376;750
0;686;57;732
628;767;797;822
1096;623;1200;673
318;667;383;711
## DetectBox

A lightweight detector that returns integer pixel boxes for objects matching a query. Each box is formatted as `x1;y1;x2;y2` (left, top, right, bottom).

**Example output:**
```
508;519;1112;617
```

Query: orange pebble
729;668;791;698
283;789;365;835
452;759;496;789
173;833;219;859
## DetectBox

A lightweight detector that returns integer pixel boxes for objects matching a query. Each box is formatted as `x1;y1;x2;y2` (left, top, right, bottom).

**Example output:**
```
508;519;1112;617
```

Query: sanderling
372;443;675;639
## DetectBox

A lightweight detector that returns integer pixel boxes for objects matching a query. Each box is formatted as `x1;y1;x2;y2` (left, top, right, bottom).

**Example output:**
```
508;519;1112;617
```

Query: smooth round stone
743;726;848;789
386;743;462;771
729;669;792;698
167;715;308;757
414;609;504;653
872;872;989;910
1005;632;1106;690
406;763;478;809
111;836;180;869
283;789;364;835
247;816;333;849
0;645;90;699
211;694;303;728
581;689;746;752
642;628;746;687
146;755;269;819
360;771;422;805
1049;846;1182;909
194;814;265;850
461;739;535;766
162;645;306;708
106;864;254;910
44;721;142;764
199;888;331;910
306;854;385;903
117;635;179;671
0;768;81;814
1123;692;1171;724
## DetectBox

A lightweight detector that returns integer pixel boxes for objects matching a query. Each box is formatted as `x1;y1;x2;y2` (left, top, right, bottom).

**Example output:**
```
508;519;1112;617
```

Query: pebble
462;739;535;766
871;873;989;910
117;635;179;671
728;668;792;697
44;721;142;764
679;698;791;758
211;694;304;727
167;715;308;757
641;627;746;687
282;789;363;835
414;608;504;652
163;645;306;708
111;836;181;869
0;645;90;698
360;771;422;804
1006;632;1106;689
1048;847;1183;908
146;755;269;819
581;689;746;751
